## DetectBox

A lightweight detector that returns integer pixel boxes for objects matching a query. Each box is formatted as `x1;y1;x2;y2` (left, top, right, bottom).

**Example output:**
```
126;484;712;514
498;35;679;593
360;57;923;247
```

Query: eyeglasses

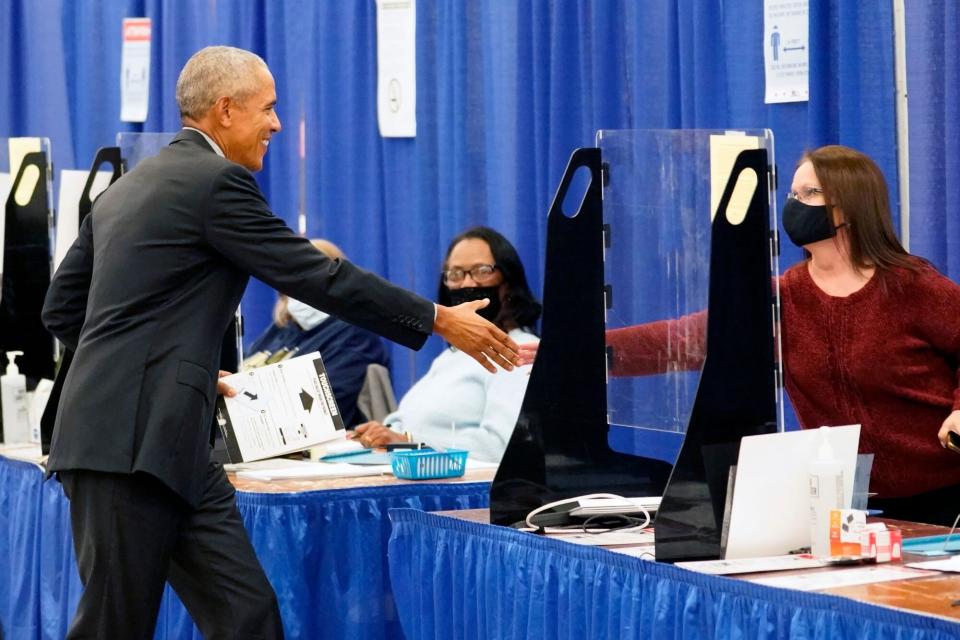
787;186;825;204
442;264;499;285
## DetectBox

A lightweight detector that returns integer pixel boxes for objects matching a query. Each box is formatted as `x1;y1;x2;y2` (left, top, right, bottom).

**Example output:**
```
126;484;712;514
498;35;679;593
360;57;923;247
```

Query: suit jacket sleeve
42;214;94;351
203;163;434;350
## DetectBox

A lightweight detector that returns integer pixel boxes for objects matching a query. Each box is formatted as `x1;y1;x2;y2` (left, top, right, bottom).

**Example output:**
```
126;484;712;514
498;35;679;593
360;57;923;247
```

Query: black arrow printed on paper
300;389;314;412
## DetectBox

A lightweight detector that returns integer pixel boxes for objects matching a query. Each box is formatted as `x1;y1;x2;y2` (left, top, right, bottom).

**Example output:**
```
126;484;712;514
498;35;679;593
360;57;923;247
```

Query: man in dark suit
42;46;518;639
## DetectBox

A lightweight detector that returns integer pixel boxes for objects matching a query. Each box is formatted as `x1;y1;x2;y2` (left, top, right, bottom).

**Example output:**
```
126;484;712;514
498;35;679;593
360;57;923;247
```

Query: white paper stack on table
569;496;661;517
228;458;391;481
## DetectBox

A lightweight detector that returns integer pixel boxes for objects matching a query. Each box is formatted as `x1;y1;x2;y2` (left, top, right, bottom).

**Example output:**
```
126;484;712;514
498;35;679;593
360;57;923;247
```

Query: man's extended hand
217;370;237;397
433;300;520;373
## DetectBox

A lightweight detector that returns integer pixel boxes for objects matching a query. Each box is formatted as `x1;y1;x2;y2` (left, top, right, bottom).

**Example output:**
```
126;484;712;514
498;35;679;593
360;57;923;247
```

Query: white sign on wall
376;0;416;137
120;18;152;122
764;0;809;104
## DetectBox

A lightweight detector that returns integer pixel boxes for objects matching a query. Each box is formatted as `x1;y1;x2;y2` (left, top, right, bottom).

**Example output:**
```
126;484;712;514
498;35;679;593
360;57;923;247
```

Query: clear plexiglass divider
597;129;783;461
116;131;177;172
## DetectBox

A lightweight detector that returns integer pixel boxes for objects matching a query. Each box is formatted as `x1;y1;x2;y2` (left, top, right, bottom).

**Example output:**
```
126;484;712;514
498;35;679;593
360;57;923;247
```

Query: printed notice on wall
120;18;152;122
764;0;808;104
376;0;416;137
216;352;345;463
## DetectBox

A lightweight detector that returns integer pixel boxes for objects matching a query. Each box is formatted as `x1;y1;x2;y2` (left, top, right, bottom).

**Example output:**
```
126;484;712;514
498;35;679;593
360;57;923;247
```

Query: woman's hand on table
350;421;407;448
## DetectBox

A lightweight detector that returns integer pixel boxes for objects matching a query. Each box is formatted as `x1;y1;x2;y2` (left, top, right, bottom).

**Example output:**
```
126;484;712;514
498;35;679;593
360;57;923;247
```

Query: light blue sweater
384;328;538;463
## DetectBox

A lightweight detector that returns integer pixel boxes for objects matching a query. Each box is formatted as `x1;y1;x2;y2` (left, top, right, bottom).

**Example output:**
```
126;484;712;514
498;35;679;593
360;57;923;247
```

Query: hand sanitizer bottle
809;426;844;558
1;351;30;444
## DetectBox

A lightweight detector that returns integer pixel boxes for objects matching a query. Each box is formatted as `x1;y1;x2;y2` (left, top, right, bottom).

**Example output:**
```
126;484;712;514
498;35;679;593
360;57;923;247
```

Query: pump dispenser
809;426;844;557
1;351;30;444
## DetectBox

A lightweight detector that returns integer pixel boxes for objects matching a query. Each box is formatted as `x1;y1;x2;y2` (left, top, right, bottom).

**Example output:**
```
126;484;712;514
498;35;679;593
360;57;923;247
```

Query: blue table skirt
0;456;489;639
387;508;960;640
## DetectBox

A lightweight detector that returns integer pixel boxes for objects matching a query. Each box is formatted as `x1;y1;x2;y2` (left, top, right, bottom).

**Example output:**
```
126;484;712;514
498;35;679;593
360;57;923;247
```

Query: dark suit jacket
42;129;433;506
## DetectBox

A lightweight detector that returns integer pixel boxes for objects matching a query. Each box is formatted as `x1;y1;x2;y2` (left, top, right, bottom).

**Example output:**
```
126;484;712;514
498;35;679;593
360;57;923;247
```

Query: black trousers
59;461;283;640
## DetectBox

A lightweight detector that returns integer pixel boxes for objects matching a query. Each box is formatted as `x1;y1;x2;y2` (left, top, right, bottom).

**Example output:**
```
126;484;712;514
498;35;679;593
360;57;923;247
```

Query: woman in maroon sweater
528;145;960;526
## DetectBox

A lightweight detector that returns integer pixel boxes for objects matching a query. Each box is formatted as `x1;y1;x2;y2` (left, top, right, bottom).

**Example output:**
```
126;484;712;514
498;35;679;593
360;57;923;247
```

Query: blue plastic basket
390;448;468;480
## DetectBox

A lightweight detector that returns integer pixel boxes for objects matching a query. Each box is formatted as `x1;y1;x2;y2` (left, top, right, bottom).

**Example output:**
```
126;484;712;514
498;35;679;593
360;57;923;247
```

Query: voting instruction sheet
216;352;344;462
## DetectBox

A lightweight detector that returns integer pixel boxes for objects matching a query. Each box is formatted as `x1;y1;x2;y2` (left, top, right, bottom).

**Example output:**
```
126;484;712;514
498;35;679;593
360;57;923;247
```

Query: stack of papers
905;555;960;573
744;565;936;591
553;529;655;547
317;438;365;458
226;458;391;481
236;461;391;481
0;443;45;465
225;450;500;483
677;554;829;576
569;496;661;517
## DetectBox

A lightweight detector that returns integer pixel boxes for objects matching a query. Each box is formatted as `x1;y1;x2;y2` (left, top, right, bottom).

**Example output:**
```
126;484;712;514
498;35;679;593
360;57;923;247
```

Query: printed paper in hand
216;352;344;462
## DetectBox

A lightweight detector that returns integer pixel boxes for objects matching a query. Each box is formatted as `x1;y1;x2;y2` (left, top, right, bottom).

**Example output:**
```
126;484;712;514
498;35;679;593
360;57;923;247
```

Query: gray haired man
44;46;518;639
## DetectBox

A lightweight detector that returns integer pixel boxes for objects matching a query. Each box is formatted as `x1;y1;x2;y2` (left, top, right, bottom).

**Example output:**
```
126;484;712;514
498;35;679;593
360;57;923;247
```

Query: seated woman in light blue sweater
351;227;541;463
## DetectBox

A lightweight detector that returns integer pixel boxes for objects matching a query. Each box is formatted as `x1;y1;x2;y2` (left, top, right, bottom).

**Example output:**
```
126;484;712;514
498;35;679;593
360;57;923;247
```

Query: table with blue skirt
0;451;492;639
387;508;960;640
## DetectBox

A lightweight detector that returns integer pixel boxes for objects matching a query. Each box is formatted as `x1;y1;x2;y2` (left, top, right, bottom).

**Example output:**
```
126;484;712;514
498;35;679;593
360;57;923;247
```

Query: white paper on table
464;458;499;471
236;462;391;481
375;0;416;137
905;556;960;573
764;0;809;103
551;529;655;547
745;564;936;591
55;170;113;270
224;458;312;473
0;443;45;466
26;379;53;444
677;554;829;576
120;18;152;122
607;545;657;560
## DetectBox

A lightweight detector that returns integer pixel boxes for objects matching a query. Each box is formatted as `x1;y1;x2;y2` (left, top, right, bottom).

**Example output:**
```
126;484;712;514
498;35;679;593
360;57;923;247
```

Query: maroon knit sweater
781;261;960;498
607;261;960;499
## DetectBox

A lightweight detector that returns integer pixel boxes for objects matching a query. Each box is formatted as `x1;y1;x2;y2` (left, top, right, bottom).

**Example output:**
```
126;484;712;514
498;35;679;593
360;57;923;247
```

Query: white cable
522;493;652;533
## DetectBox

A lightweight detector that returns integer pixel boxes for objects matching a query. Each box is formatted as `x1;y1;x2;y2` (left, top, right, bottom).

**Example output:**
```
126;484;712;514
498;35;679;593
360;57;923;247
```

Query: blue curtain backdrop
0;0;907;406
906;2;960;279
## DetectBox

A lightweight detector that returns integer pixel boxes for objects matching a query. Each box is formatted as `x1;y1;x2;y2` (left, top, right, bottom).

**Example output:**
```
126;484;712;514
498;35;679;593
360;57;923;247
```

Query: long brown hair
804;145;915;272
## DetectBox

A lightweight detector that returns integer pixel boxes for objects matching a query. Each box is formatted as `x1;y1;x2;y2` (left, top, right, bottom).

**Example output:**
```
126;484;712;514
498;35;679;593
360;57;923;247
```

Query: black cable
581;513;646;534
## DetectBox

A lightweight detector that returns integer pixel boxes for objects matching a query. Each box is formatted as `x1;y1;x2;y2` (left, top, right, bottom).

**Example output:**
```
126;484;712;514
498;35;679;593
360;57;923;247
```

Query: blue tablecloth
387;508;960;640
0;455;489;639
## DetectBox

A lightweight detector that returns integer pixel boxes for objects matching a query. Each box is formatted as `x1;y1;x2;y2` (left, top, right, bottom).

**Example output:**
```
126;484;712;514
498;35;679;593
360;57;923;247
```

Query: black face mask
782;198;843;247
447;285;502;323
